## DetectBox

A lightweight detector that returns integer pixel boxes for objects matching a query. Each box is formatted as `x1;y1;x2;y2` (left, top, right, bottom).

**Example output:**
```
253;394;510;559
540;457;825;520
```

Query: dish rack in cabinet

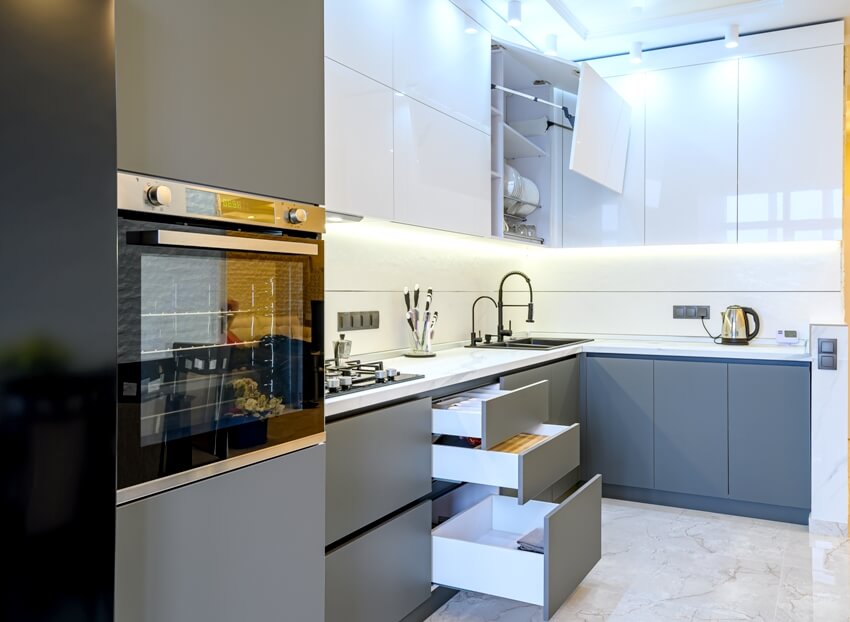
430;378;602;620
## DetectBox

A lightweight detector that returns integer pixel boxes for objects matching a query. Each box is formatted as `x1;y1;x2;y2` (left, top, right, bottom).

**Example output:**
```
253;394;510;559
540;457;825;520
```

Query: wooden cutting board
489;432;547;454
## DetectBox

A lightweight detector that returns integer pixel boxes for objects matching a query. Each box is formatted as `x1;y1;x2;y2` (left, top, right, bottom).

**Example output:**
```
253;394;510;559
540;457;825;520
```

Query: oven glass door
117;217;324;490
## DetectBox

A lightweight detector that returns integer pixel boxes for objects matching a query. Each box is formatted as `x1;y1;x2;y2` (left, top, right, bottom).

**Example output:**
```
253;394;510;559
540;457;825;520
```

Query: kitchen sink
472;337;592;350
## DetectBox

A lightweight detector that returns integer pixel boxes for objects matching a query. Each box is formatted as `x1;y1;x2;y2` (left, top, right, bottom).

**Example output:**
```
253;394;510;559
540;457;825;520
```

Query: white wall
325;220;843;358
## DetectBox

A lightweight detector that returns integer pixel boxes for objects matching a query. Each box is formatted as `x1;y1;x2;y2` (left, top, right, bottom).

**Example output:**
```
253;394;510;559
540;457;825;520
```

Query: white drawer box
432;423;580;504
432;475;602;621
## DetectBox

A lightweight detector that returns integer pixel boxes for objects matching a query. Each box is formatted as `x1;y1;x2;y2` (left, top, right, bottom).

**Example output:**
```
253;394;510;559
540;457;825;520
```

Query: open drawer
432;475;602;621
432;380;579;504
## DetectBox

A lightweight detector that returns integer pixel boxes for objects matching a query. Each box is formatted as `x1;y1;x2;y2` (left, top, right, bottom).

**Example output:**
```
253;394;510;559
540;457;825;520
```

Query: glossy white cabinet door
569;64;631;193
393;95;490;236
739;45;843;243
394;0;490;133
325;59;394;220
563;73;646;247
644;61;738;245
324;0;394;87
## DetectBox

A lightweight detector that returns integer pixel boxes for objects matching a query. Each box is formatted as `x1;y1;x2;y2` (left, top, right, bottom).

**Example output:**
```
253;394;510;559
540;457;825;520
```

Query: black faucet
497;271;534;342
469;295;498;347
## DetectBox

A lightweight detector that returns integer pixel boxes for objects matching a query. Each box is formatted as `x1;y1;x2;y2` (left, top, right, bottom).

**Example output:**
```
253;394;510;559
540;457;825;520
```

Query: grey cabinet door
326;398;432;545
326;501;432;622
654;360;728;497
501;357;580;426
729;363;811;508
116;445;325;622
587;356;654;488
116;0;324;205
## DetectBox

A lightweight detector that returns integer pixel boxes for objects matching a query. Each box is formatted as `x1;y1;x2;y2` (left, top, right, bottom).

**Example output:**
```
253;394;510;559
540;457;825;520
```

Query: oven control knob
145;184;172;207
287;208;308;224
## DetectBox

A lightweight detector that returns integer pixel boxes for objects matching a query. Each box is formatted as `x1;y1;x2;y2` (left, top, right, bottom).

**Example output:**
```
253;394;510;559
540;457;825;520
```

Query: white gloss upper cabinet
738;46;843;243
394;0;491;133
394;95;490;237
324;59;394;220
563;72;646;247
324;0;394;86
644;61;739;245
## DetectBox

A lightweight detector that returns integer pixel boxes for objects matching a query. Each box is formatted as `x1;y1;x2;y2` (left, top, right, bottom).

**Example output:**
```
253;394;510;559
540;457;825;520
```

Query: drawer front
433;422;580;504
500;358;580;426
327;501;432;622
326;398;432;545
432;475;602;621
432;380;549;449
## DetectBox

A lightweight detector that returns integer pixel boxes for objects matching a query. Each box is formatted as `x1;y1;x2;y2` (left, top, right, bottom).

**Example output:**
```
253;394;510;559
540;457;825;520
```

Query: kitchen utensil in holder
403;287;437;358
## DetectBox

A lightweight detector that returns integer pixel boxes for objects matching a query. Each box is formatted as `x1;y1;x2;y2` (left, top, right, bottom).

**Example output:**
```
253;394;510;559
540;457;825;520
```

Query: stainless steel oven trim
116;431;326;505
130;230;319;255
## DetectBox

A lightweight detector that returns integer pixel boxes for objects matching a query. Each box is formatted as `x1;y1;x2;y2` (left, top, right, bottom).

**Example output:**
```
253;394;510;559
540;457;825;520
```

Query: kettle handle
743;307;760;342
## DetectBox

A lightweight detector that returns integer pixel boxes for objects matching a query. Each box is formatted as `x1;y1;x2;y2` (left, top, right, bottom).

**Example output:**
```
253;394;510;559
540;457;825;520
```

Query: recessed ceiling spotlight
507;0;522;27
725;24;740;48
629;41;643;64
544;33;558;56
464;26;478;34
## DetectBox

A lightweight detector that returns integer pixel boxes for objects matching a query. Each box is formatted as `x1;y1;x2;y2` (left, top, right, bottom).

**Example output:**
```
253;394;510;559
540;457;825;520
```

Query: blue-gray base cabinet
585;354;811;524
326;501;432;622
115;444;325;622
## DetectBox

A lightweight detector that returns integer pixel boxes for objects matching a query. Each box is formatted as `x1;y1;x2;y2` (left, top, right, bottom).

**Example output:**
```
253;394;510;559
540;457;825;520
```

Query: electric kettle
720;306;760;345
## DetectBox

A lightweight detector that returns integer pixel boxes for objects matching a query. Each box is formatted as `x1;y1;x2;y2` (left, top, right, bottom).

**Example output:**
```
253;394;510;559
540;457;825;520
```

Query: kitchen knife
403;286;411;312
413;284;420;310
421;310;431;350
424;287;433;312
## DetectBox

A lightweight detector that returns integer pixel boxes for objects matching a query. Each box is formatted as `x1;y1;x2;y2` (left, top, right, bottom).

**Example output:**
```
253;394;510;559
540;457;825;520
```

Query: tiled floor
427;499;850;621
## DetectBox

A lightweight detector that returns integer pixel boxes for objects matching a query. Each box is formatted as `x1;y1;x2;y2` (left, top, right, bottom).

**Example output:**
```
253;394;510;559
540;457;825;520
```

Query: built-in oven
116;173;325;503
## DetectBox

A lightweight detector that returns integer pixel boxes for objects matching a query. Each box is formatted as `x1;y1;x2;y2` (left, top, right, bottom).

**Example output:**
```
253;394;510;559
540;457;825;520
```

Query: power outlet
673;305;710;319
337;310;380;331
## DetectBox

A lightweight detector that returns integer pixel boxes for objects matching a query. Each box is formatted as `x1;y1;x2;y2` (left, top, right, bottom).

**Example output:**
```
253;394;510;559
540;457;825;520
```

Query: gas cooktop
324;360;424;396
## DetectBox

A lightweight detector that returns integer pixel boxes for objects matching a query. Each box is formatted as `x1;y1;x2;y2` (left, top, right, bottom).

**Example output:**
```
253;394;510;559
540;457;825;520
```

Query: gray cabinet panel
587;356;654;489
116;0;324;205
729;363;811;508
116;445;325;622
501;357;580;426
326;398;432;544
326;501;432;622
654;360;728;497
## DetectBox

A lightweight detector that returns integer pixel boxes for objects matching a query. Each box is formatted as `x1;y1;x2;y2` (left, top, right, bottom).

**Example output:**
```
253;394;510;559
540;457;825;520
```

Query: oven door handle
127;230;318;256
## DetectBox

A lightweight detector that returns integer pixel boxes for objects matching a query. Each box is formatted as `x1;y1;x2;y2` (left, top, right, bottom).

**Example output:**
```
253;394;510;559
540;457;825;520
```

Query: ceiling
450;0;850;60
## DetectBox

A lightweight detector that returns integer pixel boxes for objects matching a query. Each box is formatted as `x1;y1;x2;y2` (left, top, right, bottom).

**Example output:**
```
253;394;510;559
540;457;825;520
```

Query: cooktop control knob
375;369;389;383
386;368;398;380
326;377;340;393
287;208;308;224
145;184;172;207
340;376;353;390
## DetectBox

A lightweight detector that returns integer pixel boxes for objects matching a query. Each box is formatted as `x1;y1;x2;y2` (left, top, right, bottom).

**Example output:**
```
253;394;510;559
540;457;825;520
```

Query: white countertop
325;337;810;417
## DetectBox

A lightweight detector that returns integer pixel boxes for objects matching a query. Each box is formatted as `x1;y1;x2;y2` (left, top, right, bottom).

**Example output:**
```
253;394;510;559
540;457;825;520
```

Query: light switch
818;338;836;354
819;354;837;371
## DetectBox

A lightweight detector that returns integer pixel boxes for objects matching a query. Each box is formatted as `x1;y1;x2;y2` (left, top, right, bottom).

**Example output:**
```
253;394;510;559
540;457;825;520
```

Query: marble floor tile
426;499;850;622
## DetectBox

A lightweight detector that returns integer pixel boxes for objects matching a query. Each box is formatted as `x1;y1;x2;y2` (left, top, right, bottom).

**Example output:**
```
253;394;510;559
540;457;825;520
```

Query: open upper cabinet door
497;42;631;194
569;63;631;193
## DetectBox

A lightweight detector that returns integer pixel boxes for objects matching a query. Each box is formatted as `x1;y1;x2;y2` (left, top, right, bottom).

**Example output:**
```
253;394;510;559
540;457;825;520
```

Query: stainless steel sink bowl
471;337;592;350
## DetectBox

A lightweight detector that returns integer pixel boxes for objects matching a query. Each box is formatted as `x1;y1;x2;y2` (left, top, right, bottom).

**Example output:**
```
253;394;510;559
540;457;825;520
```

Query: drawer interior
433;494;553;549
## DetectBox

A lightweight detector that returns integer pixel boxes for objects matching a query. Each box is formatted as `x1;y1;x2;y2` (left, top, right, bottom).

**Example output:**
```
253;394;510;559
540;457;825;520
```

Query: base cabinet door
115;445;325;622
587;356;654;489
326;501;432;622
326;398;432;545
729;363;811;508
654;360;728;497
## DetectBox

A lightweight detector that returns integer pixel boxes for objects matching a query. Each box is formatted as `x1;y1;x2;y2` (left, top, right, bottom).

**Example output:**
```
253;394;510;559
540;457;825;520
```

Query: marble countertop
325;337;810;417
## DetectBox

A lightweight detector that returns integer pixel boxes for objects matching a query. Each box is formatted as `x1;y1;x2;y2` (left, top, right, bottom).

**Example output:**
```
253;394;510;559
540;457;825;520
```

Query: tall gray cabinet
116;0;325;205
115;445;326;622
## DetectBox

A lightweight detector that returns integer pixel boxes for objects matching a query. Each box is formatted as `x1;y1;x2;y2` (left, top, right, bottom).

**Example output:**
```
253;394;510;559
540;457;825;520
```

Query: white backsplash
325;220;843;358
